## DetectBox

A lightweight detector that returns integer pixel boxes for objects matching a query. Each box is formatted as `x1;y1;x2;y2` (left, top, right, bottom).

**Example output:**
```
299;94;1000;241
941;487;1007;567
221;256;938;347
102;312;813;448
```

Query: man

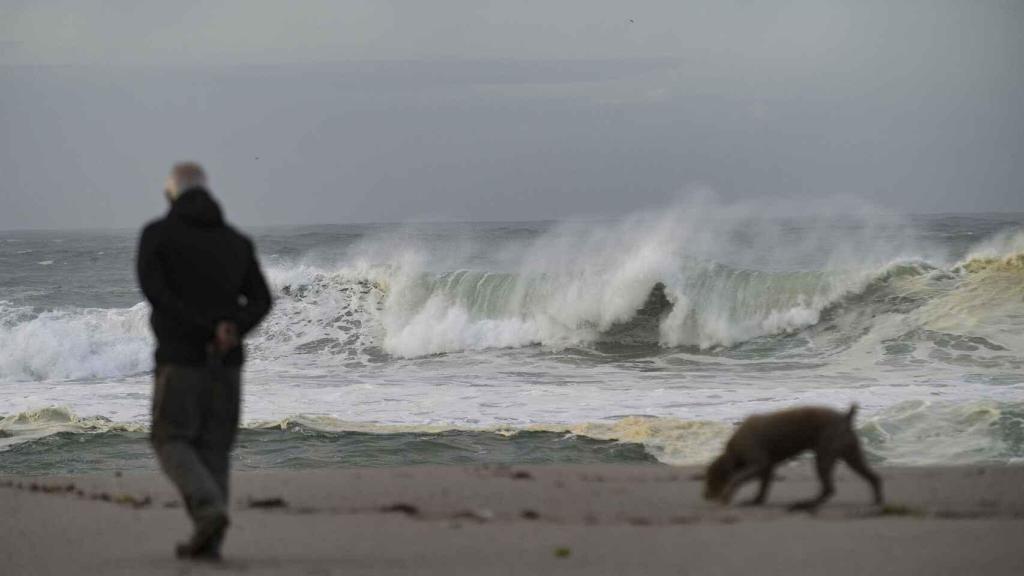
137;162;272;560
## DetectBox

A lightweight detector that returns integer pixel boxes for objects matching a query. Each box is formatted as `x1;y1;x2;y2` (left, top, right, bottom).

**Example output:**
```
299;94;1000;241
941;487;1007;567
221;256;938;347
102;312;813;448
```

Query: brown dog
703;405;883;510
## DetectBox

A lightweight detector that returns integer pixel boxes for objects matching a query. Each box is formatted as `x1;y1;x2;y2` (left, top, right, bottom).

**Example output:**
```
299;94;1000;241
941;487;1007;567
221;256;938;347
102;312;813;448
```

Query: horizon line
3;210;1024;235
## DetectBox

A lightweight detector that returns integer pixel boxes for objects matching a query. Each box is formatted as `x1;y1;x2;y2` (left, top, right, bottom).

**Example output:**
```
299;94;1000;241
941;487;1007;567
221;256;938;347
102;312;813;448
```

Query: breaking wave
1;223;1022;381
0;302;151;382
266;230;1023;360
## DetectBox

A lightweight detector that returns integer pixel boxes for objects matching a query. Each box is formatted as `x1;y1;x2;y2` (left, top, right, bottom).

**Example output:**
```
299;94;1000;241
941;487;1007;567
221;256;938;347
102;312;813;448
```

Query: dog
703;404;883;510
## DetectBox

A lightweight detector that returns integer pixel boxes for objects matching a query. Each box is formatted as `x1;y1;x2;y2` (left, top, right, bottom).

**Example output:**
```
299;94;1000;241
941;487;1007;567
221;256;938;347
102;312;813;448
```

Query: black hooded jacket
136;187;272;366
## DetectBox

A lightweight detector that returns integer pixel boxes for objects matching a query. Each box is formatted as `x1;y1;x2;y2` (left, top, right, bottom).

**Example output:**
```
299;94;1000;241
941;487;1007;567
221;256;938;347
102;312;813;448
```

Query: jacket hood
170;187;224;227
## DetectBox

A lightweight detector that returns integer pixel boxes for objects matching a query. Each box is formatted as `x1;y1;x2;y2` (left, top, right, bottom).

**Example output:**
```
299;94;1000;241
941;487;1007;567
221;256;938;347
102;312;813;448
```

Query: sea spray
313;199;958;357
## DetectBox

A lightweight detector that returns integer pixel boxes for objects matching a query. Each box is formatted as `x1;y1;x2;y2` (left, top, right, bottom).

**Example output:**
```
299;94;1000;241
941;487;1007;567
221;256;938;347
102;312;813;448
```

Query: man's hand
212;321;239;356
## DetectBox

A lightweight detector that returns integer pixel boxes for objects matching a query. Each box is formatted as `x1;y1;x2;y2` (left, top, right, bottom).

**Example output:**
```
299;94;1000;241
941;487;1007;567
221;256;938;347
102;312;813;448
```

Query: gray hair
164;162;207;202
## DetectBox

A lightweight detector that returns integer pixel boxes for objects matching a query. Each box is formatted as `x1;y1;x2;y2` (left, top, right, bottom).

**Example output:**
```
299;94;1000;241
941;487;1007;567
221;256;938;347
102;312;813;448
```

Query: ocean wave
860;400;1024;465
262;219;1024;359
1;223;1020;380
0;406;146;451
0;301;151;382
265;253;994;359
0;405;146;433
5;402;1021;467
955;229;1024;273
0;407;728;465
249;413;734;465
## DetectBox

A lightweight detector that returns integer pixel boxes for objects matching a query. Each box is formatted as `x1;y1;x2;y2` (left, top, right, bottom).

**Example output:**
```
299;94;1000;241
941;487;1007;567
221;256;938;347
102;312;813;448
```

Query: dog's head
703;453;739;502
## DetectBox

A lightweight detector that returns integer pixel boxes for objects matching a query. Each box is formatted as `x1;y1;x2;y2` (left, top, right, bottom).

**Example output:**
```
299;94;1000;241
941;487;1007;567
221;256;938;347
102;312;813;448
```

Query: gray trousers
151;364;241;527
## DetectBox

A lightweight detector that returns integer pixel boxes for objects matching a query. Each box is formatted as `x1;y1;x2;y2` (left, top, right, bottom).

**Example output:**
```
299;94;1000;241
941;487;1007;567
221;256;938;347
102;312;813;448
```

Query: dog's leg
842;443;884;505
741;467;774;506
789;453;836;511
720;464;765;505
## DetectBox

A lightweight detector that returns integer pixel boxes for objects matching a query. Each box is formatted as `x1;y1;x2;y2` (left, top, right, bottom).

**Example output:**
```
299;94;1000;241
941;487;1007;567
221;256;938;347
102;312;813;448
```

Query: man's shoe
175;541;221;561
175;513;228;561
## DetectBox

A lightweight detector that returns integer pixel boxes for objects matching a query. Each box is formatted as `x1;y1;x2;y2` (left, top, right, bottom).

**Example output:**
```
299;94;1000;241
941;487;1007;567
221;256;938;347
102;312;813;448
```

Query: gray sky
1;0;1022;230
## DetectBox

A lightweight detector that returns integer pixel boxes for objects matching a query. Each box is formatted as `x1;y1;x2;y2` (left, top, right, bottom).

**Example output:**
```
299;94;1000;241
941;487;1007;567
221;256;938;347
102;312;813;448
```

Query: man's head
164;162;207;203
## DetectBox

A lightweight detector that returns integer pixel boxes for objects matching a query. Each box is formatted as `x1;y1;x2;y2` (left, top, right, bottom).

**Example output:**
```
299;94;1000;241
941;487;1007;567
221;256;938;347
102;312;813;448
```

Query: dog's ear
847;403;859;422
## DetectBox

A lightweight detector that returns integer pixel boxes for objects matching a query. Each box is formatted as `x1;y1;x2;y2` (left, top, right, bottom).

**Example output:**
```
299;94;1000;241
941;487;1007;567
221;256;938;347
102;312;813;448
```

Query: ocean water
2;202;1023;474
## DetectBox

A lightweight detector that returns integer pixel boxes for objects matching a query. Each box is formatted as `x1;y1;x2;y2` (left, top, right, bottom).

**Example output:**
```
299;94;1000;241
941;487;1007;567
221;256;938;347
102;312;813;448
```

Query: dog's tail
846;403;859;423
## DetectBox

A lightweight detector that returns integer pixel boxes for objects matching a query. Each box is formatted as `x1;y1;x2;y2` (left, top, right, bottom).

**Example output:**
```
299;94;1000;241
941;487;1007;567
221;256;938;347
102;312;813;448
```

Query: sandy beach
2;464;1022;575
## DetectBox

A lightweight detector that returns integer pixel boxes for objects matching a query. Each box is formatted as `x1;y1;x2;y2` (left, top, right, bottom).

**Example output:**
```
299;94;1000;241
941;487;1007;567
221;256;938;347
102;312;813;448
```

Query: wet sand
2;465;1023;575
